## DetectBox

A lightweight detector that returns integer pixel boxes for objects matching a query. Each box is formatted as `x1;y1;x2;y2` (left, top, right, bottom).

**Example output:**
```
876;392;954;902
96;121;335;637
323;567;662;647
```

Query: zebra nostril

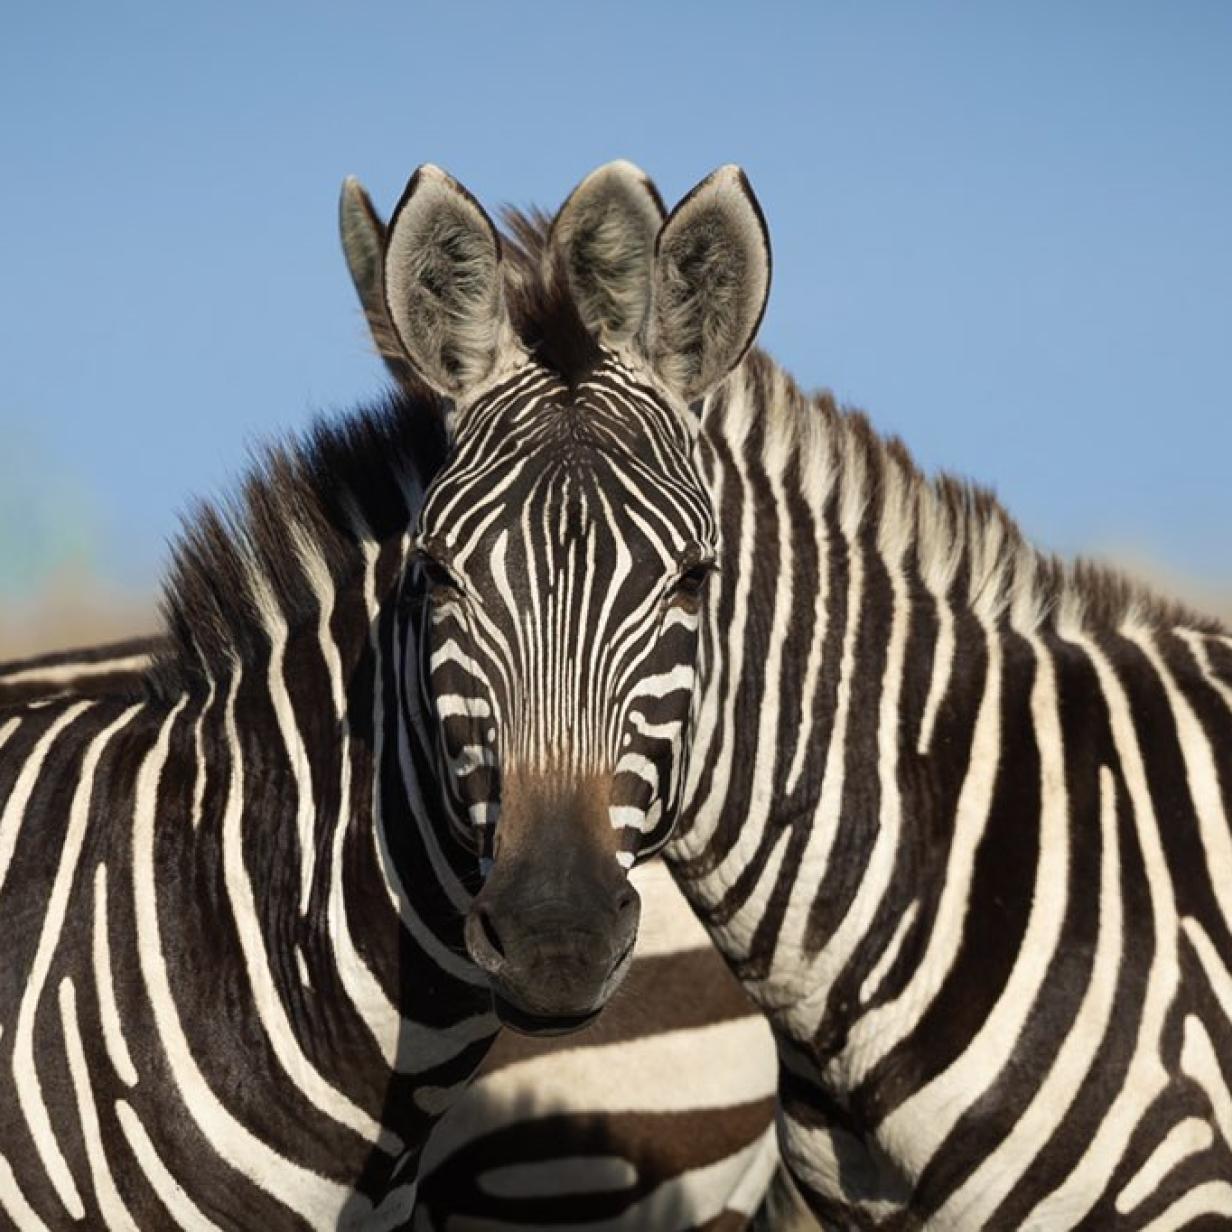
465;906;507;974
615;885;638;914
478;908;505;960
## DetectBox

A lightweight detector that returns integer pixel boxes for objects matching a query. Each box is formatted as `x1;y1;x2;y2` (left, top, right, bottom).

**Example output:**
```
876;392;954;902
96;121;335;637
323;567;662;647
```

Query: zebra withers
377;163;1232;1225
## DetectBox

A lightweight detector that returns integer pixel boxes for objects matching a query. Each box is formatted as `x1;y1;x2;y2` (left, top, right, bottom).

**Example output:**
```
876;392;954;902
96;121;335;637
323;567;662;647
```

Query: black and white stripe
0;637;158;708
666;346;1232;1225
366;160;1232;1225
415;356;715;864
0;152;797;1225
0;396;503;1227
414;860;784;1231
370;161;773;1034
0;638;788;1230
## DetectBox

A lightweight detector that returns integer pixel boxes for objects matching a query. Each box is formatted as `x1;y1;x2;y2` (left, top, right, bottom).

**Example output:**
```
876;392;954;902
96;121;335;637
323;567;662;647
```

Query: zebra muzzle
464;878;641;1035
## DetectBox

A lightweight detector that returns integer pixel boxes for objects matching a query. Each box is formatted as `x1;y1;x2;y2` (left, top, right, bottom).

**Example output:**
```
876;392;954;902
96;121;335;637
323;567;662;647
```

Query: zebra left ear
550;161;666;345
644;166;771;404
383;165;526;403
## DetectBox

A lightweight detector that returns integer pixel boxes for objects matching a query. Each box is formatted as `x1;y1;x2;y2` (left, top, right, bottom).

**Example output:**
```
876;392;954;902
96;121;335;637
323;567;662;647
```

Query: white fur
552;160;664;344
339;177;406;376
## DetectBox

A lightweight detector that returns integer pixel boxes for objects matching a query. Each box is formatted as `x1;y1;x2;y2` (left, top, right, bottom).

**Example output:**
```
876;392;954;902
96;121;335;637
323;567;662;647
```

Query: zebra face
413;360;717;1028
382;160;770;1030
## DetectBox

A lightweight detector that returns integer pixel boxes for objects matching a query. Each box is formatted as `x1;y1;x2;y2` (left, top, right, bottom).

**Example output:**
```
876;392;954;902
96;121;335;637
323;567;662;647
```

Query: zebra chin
491;995;602;1037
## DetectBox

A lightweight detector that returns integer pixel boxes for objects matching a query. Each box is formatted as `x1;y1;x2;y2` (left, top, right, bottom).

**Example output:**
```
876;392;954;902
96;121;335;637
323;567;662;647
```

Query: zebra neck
153;542;488;1145
666;350;1034;1044
669;346;1229;1075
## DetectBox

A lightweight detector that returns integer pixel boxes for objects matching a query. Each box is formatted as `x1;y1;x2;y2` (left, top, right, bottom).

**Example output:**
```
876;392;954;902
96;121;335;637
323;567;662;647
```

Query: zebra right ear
383;165;526;403
643;166;772;404
338;177;422;390
550;161;666;346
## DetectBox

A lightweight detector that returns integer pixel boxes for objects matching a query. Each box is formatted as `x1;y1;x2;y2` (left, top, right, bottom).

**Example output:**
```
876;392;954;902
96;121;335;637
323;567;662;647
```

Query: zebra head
380;162;771;1032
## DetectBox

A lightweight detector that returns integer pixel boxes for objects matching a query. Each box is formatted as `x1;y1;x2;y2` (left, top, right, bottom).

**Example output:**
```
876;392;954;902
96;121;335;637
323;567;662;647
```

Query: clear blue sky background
1;3;1228;600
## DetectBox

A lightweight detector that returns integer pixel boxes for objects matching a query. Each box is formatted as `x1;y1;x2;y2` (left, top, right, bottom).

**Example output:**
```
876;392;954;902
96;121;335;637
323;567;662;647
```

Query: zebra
338;178;795;1230
374;162;1232;1225
0;637;160;708
0;639;788;1231
0;366;504;1224
375;160;768;1035
0;163;796;1229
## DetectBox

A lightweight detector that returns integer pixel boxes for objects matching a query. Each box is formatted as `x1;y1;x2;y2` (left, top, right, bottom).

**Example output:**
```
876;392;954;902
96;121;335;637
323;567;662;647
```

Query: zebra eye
419;554;461;595
669;561;713;602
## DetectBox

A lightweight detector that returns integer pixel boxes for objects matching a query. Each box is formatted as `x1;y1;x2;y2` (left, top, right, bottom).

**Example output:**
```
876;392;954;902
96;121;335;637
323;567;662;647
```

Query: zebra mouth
493;994;601;1037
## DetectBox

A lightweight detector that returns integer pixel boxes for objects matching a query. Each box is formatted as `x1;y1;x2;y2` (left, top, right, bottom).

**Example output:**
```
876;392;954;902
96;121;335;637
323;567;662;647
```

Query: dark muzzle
465;867;641;1034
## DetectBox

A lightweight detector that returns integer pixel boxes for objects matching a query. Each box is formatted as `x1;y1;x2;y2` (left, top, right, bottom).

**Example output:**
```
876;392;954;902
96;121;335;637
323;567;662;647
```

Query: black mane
150;390;448;697
148;206;608;698
149;198;1221;702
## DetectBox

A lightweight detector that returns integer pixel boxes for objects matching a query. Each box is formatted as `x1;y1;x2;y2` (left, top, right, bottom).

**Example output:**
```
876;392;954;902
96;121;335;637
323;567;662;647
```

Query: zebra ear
338;177;422;387
383;165;525;402
551;160;666;345
644;165;771;404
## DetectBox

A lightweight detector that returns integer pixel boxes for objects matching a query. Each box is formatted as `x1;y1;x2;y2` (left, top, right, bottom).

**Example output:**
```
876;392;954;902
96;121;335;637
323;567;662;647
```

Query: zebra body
415;859;781;1231
642;315;1232;1222
665;349;1232;1225
366;161;1232;1226
0;401;504;1228
0;637;159;707
0;155;799;1229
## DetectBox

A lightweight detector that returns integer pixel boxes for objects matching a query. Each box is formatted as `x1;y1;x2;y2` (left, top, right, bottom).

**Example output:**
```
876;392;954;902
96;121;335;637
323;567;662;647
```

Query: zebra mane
730;349;1225;636
149;390;449;696
149;203;1219;699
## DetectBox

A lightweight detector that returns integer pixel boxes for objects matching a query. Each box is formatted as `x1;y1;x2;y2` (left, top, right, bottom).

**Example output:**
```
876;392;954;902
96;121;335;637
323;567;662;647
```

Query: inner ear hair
383;165;523;400
647;165;772;404
551;160;667;345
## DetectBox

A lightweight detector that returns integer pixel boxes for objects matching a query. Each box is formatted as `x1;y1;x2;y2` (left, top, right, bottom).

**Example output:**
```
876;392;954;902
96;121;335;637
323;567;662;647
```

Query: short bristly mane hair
149;393;449;697
500;206;602;387
736;348;1226;639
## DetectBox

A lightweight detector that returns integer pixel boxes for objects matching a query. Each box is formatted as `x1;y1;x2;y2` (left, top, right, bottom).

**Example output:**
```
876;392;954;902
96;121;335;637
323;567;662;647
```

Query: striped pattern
415;860;781;1231
0;406;499;1228
418;357;716;864
666;349;1232;1226
0;638;787;1230
0;637;159;707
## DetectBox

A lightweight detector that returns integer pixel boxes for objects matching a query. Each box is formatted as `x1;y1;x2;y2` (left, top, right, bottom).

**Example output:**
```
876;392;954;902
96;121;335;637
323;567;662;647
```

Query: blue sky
1;3;1229;599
